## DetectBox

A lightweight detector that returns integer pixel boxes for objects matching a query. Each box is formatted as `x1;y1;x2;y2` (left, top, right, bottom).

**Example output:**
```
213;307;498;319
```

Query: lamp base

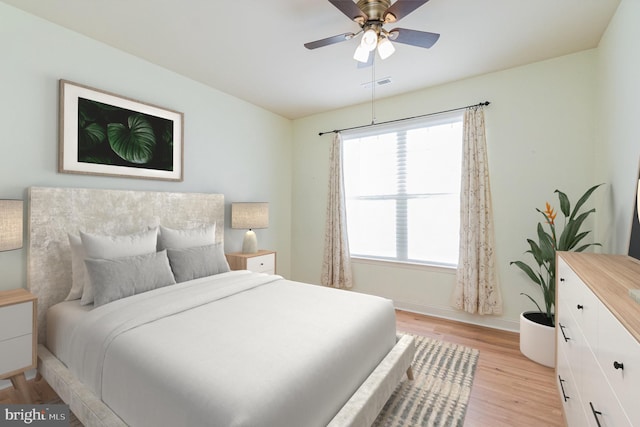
242;230;258;254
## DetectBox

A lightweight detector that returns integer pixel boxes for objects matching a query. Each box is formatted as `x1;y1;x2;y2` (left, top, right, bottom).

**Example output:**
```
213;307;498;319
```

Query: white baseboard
394;300;519;332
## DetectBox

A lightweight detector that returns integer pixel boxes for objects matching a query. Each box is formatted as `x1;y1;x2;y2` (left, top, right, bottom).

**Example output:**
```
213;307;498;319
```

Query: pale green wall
0;3;293;290
595;0;640;254
292;51;599;331
4;0;637;333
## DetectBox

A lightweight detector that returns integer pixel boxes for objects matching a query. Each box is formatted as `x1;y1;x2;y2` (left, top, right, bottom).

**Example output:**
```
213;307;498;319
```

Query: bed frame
27;186;414;427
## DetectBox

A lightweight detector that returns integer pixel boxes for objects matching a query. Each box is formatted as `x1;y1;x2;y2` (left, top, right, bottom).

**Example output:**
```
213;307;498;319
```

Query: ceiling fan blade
328;0;368;22
389;28;440;49
384;0;429;23
304;32;355;50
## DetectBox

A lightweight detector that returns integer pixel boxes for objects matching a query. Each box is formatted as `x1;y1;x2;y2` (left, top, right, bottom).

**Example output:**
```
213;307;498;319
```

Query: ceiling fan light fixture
353;44;370;63
360;28;378;52
377;37;395;59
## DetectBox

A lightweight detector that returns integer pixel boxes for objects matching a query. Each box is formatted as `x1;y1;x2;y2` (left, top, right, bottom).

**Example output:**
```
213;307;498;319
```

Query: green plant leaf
555;190;571;217
526;238;544;266
511;261;542;286
558;208;595;250
568;184;603;221
78;123;106;151
574;242;602;252
520;293;544;313
537;223;555;261
107;114;156;164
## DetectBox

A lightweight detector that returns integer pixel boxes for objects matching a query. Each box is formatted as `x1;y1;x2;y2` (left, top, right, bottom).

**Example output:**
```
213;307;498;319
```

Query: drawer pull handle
558;375;570;402
589;402;602;427
576;304;583;310
559;323;571;342
560;277;565;282
613;361;624;370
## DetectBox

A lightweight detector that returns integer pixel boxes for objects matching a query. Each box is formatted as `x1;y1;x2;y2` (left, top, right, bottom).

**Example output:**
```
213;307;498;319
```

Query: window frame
341;111;464;268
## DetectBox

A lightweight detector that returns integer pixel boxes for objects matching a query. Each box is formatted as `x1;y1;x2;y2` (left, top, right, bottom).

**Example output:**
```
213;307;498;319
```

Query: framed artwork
59;79;184;181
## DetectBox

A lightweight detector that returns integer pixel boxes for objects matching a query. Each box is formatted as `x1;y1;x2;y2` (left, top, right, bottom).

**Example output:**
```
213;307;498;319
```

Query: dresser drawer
557;343;588;427
0;301;32;341
0;334;32;377
596;305;640;425
246;253;275;274
558;263;599;348
557;300;587;392
581;348;632;427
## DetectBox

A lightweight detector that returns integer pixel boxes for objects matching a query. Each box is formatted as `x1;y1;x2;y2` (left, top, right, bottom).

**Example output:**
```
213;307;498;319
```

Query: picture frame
59;79;184;181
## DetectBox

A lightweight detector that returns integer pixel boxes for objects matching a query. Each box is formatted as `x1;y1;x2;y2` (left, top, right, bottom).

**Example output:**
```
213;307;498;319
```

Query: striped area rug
373;334;479;427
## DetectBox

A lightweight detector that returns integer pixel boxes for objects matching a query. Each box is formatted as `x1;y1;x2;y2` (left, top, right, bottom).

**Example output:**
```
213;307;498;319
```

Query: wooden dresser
556;252;640;426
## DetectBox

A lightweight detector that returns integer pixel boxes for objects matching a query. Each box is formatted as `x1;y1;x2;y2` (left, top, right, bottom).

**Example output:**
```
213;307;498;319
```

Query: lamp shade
231;202;269;230
361;29;378;52
0;199;23;251
377;37;395;60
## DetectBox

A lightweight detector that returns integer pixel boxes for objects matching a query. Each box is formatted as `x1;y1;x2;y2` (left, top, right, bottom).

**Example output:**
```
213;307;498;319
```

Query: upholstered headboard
27;186;224;343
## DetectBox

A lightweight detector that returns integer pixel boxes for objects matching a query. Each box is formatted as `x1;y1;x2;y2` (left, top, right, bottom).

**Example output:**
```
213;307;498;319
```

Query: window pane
405;123;462;195
345;199;396;258
343;133;397;197
407;196;459;265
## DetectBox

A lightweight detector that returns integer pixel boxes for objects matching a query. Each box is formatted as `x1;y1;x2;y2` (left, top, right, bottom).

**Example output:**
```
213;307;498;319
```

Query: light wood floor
1;310;565;426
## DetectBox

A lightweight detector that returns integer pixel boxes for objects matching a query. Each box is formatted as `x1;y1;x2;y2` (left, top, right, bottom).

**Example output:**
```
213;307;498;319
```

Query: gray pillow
167;243;230;283
79;228;159;305
85;250;176;307
158;224;215;250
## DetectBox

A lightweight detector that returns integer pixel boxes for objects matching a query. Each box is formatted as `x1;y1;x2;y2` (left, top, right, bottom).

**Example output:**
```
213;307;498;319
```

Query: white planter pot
519;311;555;368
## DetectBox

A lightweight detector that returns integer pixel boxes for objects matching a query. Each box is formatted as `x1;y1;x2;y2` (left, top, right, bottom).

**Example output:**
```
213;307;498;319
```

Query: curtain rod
318;101;490;136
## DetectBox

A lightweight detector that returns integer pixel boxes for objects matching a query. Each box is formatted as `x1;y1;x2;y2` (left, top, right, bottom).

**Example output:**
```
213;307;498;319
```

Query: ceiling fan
304;0;440;63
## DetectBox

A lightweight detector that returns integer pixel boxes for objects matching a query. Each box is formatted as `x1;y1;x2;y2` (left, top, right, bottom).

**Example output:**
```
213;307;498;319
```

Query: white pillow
158;224;216;250
79;227;158;305
65;234;88;301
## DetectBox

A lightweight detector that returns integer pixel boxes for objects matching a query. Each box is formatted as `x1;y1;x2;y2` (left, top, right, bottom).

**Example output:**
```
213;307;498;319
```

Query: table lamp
231;202;268;254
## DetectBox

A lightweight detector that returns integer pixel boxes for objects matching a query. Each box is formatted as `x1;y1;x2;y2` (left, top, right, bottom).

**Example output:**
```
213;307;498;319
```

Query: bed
27;186;415;427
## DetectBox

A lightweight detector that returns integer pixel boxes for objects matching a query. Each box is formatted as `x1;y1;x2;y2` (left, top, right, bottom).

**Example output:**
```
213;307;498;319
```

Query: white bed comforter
61;271;397;427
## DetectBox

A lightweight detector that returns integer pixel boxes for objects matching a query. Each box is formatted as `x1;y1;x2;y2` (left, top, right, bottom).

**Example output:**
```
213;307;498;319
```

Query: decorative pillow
85;250;176;307
158;224;216;250
79;227;158;305
167;243;230;283
66;234;88;301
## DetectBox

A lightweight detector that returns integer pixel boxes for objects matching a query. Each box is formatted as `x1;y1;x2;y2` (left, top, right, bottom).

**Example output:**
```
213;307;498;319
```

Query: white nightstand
225;250;276;274
0;288;37;403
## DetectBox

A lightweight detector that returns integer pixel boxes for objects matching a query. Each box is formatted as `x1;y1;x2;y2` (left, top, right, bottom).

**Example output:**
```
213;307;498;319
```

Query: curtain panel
452;106;502;314
321;133;353;289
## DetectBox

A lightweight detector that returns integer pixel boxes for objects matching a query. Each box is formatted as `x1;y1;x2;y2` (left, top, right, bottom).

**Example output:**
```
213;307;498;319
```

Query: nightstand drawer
0;302;32;341
246;253;275;274
0;334;32;376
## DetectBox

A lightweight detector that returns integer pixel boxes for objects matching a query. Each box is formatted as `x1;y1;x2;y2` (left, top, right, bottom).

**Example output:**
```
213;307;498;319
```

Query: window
342;112;463;267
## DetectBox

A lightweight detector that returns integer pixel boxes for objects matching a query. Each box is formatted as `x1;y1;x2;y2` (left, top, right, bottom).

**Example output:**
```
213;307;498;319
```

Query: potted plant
511;184;602;367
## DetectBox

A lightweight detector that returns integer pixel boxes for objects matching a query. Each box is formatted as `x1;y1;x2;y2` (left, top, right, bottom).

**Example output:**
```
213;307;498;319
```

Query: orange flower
544;202;556;225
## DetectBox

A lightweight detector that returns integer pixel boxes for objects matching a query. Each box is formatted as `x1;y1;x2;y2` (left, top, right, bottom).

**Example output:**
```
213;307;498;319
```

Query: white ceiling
4;0;620;119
